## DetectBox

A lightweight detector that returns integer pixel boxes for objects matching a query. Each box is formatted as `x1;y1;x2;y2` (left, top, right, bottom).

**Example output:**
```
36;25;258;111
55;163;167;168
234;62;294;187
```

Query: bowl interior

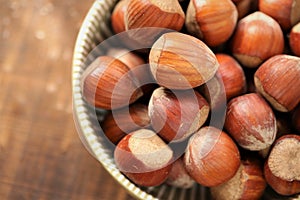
72;1;299;200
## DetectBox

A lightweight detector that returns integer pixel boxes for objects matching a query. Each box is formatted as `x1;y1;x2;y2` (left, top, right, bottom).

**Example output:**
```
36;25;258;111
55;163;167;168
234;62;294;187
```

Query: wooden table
0;0;134;199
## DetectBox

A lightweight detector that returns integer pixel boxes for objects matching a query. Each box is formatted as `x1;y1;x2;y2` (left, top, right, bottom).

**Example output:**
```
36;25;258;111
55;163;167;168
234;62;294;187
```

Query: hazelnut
211;158;266;200
184;126;241;187
106;48;155;94
231;11;284;68
81;56;143;110
114;129;173;187
125;0;185;46
166;156;195;189
148;87;209;143
264;134;300;196
225;93;277;151
185;0;238;47
111;0;128;34
259;112;294;158
149;32;219;89
258;0;300;30
254;54;300;112
290;22;300;57
198;72;227;113
106;48;145;72
215;53;247;100
101;103;150;144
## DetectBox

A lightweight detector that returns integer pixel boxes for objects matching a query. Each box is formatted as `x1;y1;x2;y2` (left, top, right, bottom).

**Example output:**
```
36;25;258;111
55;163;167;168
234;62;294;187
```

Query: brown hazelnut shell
114;129;173;187
149;32;219;89
254;54;300;112
81;56;143;110
225;93;277;151
264;134;300;196
184;126;241;187
231;11;284;68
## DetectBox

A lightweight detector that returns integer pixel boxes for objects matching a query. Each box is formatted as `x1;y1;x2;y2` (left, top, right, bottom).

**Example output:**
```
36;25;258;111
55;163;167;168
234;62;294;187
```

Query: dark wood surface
0;1;134;199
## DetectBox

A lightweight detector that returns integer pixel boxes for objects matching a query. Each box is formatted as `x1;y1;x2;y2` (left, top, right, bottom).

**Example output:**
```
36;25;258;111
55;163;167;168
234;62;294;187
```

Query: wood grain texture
0;0;134;199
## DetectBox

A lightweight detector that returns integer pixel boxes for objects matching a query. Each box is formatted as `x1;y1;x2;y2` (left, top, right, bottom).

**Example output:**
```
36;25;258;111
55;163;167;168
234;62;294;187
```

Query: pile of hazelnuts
81;0;300;199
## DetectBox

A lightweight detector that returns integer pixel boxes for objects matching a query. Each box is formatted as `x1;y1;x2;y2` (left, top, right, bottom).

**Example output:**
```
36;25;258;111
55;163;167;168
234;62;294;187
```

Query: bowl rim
71;1;159;199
